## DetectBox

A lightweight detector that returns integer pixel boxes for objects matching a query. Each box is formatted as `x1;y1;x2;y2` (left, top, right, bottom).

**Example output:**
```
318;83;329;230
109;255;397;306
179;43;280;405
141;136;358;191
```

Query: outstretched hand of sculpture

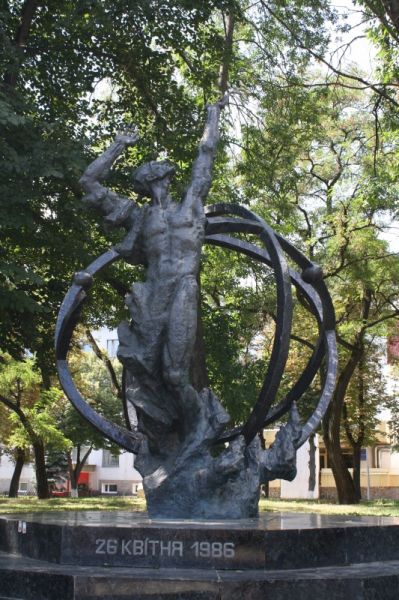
56;96;337;519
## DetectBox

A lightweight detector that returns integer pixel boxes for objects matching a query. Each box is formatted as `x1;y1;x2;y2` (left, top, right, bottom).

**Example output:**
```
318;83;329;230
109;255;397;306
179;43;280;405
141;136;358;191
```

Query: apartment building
265;425;399;500
0;448;142;496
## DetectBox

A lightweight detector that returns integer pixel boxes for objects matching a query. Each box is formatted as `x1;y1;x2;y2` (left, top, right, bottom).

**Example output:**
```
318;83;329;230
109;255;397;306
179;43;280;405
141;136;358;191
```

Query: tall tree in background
60;349;126;497
237;76;399;503
0;355;70;498
0;0;238;364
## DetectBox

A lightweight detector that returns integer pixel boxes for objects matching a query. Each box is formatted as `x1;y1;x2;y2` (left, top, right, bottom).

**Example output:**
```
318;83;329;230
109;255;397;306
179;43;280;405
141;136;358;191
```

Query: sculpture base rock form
136;388;262;519
131;385;302;519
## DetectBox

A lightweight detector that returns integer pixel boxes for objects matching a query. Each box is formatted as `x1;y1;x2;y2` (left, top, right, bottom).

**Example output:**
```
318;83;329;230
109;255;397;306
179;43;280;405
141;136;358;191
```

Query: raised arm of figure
79;129;140;227
183;96;228;216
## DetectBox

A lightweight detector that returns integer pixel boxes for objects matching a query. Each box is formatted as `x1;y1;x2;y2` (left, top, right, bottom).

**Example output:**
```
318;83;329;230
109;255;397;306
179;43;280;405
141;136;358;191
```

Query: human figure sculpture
80;98;228;454
62;96;337;519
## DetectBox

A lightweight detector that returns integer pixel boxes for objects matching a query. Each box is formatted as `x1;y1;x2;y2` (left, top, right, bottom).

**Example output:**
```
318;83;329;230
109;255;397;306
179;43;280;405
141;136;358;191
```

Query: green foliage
61;349;124;452
0;0;237;365
8;389;71;453
0;0;340;421
0;345;125;471
0;353;72;470
0;354;41;398
201;246;271;422
234;69;399;464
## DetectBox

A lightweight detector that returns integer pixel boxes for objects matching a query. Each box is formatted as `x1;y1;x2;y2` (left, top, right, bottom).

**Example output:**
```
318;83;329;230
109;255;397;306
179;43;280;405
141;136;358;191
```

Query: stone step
1;551;399;600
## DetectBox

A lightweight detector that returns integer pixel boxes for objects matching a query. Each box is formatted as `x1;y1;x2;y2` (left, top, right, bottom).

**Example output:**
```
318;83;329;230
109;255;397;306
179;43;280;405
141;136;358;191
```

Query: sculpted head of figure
132;160;176;203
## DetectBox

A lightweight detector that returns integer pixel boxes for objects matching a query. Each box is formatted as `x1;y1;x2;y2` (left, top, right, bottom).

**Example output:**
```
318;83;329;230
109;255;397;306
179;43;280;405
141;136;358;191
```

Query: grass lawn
260;498;399;517
0;496;146;514
1;495;399;517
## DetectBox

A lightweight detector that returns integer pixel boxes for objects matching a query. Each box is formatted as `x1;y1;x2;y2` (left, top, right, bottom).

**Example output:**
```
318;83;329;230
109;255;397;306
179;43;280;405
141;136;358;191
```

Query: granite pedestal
0;511;399;599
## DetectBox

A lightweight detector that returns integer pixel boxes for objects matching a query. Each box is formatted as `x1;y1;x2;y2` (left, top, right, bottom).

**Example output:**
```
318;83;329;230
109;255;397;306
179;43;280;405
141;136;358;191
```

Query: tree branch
85;329;122;399
0;393;37;441
218;10;235;95
258;0;399;109
4;0;40;87
362;309;399;333
290;334;315;351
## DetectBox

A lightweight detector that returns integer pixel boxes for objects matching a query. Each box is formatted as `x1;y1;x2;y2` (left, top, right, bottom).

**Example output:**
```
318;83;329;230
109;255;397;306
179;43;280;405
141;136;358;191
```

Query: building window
319;452;327;469
102;450;119;467
18;482;28;493
106;339;118;358
102;483;118;494
376;447;391;469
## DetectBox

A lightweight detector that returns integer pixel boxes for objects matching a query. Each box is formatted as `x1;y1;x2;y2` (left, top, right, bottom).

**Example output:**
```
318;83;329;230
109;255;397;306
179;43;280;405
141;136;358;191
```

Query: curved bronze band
55;205;337;454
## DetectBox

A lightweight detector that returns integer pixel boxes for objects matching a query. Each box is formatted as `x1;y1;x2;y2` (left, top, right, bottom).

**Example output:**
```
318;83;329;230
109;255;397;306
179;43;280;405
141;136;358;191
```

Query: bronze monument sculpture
55;97;337;519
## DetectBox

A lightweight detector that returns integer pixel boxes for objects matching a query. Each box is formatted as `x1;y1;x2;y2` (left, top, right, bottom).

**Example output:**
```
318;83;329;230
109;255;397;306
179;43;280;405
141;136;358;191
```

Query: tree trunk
66;446;92;498
70;469;78;498
4;0;40;87
323;431;358;503
33;441;49;499
322;335;365;504
323;401;359;504
352;443;362;502
190;278;209;392
67;450;78;498
8;448;25;498
308;433;316;493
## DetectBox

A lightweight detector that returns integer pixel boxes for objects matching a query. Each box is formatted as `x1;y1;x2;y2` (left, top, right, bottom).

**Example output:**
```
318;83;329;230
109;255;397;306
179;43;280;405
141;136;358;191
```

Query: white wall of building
0;447;143;496
389;450;399;470
0;452;36;494
280;436;320;499
88;449;142;495
93;327;119;357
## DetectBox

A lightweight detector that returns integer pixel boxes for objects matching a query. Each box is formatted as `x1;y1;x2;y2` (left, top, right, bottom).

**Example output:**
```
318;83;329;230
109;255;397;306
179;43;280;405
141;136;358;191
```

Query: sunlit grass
259;497;399;517
1;496;399;517
0;496;146;514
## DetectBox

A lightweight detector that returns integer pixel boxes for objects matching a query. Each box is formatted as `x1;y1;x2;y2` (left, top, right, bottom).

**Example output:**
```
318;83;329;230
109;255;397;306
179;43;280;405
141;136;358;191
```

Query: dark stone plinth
2;510;399;599
0;511;266;570
1;551;399;600
1;511;399;572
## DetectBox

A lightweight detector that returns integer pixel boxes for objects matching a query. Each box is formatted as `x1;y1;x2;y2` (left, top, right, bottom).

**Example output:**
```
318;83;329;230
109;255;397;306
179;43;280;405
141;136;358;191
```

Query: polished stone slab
1;511;399;572
1;550;399;599
3;509;399;528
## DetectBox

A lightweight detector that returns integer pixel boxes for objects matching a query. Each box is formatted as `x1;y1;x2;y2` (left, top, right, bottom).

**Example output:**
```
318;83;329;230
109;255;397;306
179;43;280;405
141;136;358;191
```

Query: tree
0;2;244;488
59;347;125;497
0;354;71;498
342;340;390;498
0;0;342;362
236;74;399;503
0;399;26;497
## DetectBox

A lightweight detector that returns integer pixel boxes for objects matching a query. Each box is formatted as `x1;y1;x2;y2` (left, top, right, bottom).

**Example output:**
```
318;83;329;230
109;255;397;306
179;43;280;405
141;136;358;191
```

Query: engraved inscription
95;538;235;559
190;541;235;558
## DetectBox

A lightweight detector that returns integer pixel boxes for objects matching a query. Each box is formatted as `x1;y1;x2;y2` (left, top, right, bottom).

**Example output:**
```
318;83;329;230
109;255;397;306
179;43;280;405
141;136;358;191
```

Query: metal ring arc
55;205;337;453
